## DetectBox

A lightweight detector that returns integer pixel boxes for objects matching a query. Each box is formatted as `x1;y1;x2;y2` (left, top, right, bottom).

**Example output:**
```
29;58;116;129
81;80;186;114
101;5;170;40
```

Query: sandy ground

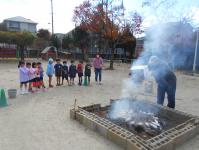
0;60;199;150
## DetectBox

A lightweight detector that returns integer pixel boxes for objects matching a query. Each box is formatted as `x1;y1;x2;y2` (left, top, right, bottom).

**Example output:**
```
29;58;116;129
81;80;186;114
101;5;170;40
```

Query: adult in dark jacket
148;56;176;109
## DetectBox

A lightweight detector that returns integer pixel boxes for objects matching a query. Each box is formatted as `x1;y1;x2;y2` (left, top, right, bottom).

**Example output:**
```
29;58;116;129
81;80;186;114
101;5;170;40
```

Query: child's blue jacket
46;63;54;76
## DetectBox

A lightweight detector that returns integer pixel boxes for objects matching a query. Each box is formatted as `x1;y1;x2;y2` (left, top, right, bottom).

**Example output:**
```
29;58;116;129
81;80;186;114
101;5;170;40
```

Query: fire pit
70;99;199;150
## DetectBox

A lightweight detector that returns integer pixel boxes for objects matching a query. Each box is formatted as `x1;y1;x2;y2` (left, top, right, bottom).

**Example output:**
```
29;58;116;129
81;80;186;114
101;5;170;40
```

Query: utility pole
98;0;104;53
193;29;199;72
50;0;54;34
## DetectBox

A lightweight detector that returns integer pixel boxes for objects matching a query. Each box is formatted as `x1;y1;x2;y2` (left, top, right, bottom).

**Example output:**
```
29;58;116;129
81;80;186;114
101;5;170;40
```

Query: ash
106;99;167;139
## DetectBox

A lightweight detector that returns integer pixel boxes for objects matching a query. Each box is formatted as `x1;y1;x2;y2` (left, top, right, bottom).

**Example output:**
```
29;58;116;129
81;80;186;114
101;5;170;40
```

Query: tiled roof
4;16;37;24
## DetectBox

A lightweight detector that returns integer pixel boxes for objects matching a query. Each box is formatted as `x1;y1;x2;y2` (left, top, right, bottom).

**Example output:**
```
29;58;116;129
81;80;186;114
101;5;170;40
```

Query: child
54;59;62;86
31;62;37;89
77;60;83;86
18;61;29;94
26;62;35;92
37;62;45;89
69;60;77;85
46;58;54;88
62;61;69;85
84;60;92;85
34;63;42;89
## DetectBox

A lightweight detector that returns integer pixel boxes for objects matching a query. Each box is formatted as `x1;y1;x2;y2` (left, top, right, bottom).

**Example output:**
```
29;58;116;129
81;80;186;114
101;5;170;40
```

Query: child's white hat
48;58;53;62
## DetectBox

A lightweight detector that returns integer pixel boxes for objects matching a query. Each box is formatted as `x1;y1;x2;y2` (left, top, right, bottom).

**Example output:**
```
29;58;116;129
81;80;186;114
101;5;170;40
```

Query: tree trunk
98;32;102;54
124;48;126;57
83;48;88;61
20;46;25;61
124;48;127;62
109;44;115;70
81;47;87;61
109;58;114;69
84;53;88;61
129;47;135;59
130;49;133;59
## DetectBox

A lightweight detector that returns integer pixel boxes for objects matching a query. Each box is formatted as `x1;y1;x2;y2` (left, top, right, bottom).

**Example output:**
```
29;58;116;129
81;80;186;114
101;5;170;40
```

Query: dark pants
95;68;102;82
157;81;176;109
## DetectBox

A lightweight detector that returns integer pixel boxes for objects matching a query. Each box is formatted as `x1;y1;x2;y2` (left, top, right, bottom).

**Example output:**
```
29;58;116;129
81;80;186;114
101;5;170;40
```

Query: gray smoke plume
109;2;198;120
144;22;195;69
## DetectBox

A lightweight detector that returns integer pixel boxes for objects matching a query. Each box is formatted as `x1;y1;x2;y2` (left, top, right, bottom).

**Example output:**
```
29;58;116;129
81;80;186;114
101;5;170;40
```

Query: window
28;24;36;32
9;21;20;29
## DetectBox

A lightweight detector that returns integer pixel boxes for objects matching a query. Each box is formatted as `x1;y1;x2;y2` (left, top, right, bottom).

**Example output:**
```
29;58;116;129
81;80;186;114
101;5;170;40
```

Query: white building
3;16;37;33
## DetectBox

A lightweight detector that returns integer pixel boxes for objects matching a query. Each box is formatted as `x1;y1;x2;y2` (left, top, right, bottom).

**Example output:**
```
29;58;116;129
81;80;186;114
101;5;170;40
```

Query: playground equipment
83;77;88;86
0;88;8;107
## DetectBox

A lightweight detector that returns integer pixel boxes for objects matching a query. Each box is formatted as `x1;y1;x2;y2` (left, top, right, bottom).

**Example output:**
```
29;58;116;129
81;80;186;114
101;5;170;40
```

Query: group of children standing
18;58;92;94
18;61;45;94
46;58;92;86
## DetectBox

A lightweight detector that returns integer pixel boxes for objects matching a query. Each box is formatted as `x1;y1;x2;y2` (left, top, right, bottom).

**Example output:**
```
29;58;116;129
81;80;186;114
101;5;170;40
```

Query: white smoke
108;99;160;121
120;78;143;99
109;1;197;119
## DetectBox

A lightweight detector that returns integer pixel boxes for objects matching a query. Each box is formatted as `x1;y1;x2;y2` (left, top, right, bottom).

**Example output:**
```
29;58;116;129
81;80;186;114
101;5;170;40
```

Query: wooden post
74;99;77;111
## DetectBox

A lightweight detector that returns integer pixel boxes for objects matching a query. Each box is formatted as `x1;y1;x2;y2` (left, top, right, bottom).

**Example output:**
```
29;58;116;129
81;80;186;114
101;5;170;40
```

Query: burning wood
106;110;166;139
95;99;167;139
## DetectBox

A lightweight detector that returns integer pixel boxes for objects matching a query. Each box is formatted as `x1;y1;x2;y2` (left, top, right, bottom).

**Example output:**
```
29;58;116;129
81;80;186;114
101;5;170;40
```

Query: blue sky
0;0;199;33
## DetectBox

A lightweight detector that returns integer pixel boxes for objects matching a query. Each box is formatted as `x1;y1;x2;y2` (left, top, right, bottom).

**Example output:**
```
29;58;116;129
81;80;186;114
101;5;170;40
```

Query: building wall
135;38;144;58
5;21;37;33
20;22;28;31
20;22;36;32
0;43;17;58
27;23;37;32
5;21;20;32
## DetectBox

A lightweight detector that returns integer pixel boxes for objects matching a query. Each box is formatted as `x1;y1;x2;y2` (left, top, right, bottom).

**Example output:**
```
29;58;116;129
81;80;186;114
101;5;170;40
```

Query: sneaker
20;90;25;95
36;89;41;93
24;90;29;94
49;85;54;88
30;90;35;93
28;89;33;93
99;82;102;85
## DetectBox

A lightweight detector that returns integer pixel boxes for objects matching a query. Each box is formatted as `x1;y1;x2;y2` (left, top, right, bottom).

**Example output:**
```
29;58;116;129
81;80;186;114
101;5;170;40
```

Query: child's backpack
77;64;83;73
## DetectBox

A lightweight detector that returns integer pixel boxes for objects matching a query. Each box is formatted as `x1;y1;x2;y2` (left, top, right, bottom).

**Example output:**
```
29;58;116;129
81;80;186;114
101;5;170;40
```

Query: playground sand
0;61;199;150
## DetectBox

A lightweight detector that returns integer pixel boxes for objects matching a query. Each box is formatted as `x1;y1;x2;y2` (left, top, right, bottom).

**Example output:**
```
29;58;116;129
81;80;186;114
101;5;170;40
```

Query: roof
4;16;37;24
41;46;57;54
58;51;71;55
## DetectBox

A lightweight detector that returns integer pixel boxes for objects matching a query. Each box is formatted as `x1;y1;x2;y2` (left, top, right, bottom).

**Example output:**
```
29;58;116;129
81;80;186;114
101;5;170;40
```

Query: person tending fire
148;56;177;109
